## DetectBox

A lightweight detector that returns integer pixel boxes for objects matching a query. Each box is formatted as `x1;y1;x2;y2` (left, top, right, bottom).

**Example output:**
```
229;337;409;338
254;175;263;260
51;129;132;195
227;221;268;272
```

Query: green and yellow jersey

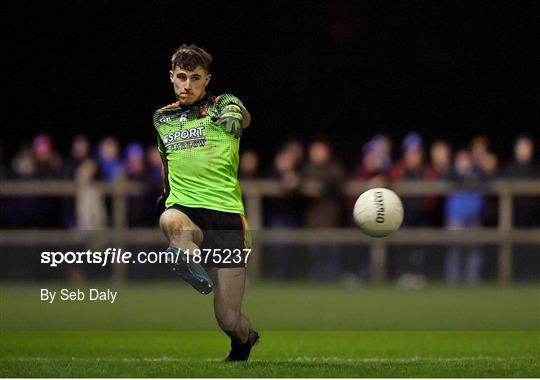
153;93;246;214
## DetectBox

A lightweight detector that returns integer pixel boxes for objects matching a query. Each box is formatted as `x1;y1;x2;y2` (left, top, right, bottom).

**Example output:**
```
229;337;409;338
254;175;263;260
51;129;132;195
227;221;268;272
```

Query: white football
353;188;404;238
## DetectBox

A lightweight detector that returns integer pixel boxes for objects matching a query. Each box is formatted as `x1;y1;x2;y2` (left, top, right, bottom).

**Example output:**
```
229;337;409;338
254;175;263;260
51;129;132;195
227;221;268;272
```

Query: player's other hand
213;104;243;138
156;193;167;215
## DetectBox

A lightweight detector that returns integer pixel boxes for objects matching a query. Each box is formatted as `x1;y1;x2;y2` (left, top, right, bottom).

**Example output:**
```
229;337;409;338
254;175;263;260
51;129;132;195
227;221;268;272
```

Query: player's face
170;66;211;106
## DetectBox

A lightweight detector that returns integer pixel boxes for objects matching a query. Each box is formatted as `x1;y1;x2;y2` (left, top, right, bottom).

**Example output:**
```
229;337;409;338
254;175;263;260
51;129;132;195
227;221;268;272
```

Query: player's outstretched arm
213;104;250;137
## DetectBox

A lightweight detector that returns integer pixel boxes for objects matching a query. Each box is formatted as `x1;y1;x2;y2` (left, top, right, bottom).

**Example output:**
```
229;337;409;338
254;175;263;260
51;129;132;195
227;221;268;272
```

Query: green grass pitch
1;283;539;377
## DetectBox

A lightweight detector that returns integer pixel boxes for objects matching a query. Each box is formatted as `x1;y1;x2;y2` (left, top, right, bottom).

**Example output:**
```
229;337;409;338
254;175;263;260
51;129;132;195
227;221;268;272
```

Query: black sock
226;330;249;346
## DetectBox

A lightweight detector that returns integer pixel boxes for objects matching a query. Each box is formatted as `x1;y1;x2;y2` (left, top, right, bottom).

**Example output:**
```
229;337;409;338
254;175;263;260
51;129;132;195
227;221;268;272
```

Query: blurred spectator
503;135;537;178
145;145;164;222
266;142;304;279
11;146;35;179
14;136;63;226
276;144;303;192
389;132;428;224
425;140;452;180
470;135;490;169
350;136;391;217
97;137;123;181
7;147;36;226
480;152;500;226
63;135;91;179
124;142;146;180
302;139;345;281
445;150;485;285
75;158;105;230
501;135;539;281
370;134;393;174
146;145;163;186
502;135;538;226
470;136;498;226
239;150;259;179
353;143;381;180
479;152;498;179
348;137;391;279
389;132;427;282
124;142;147;226
514;135;535;165
62;135;92;227
352;139;389;185
283;140;304;166
94;137;123;228
32;134;62;178
66;157;105;285
390;133;425;180
424;140;452;226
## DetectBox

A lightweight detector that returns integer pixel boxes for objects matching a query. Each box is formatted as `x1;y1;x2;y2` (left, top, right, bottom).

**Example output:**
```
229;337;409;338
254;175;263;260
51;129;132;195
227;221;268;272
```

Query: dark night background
4;0;539;171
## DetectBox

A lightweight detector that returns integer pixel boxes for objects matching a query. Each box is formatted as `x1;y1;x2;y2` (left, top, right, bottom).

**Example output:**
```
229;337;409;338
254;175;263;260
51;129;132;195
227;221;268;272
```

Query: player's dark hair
171;44;212;72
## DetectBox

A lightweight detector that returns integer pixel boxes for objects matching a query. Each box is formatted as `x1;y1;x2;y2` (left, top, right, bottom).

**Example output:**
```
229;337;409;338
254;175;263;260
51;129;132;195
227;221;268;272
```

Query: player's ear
169;70;174;83
205;73;211;86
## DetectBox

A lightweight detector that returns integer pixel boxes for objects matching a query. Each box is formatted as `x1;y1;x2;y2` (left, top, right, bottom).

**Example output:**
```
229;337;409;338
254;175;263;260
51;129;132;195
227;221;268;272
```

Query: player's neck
180;91;210;109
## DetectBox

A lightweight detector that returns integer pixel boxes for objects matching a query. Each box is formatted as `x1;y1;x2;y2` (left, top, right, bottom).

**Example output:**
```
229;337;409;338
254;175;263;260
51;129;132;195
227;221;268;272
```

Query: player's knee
159;209;190;233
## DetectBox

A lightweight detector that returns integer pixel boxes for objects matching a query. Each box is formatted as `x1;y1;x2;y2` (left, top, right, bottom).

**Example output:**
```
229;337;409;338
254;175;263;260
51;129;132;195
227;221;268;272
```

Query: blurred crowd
0;135;163;229
255;133;538;285
0;133;538;284
2;134;162;184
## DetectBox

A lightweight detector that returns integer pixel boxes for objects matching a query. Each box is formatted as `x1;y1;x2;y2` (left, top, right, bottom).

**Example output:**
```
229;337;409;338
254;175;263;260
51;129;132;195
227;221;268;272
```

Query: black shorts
168;204;252;268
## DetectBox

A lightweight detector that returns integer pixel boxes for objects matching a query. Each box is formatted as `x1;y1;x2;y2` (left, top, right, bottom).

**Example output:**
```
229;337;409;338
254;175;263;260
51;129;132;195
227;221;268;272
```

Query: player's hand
156;193;167;215
213;104;243;138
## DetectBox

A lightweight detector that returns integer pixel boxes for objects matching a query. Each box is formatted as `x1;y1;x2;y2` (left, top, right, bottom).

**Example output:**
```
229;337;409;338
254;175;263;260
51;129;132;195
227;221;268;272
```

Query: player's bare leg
159;208;213;294
210;267;259;361
160;208;203;251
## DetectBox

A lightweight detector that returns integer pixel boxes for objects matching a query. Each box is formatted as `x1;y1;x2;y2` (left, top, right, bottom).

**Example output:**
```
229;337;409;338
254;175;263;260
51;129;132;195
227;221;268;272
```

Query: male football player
154;44;258;361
